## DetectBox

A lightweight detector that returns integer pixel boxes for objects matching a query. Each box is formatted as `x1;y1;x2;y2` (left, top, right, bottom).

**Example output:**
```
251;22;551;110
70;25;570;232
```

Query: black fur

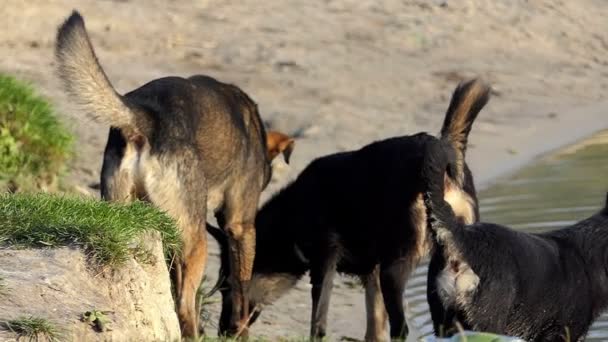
422;141;608;341
212;79;490;339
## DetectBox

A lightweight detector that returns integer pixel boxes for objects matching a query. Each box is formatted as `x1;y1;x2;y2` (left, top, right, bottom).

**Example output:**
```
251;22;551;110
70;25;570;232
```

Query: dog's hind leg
363;265;388;342
222;185;262;337
309;249;338;340
143;152;208;338
380;259;411;340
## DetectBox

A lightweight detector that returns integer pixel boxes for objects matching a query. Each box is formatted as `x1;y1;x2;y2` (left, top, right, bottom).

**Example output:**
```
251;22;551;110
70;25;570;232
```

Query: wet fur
210;79;490;340
422;141;608;341
55;11;271;338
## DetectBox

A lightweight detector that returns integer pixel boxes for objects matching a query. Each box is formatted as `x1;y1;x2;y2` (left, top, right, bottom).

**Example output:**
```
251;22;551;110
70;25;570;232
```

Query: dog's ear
266;131;295;164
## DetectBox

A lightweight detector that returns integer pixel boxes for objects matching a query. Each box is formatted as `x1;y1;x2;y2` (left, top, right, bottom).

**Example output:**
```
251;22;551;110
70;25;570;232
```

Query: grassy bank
0;316;63;342
0;73;72;191
0;193;181;267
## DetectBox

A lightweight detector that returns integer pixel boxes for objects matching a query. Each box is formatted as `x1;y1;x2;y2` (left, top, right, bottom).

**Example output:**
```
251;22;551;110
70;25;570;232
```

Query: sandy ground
2;0;608;340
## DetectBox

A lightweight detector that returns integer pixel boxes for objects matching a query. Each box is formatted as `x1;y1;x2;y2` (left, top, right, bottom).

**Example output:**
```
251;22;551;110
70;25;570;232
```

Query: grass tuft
0;193;181;267
1;316;62;342
0;73;72;192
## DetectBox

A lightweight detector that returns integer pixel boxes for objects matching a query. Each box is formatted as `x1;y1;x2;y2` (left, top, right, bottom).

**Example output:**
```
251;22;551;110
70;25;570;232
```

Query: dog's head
266;131;295;164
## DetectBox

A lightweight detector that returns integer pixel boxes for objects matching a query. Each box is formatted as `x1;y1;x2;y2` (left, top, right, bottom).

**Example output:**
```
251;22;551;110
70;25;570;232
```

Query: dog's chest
436;258;480;310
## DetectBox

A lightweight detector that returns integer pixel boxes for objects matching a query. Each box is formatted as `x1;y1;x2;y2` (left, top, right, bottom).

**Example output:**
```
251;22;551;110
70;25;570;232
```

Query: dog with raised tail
209;78;490;341
421;138;608;341
54;10;290;338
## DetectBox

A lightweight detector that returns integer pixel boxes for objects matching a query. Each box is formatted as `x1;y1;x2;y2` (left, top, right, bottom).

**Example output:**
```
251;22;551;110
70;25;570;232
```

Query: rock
0;232;180;341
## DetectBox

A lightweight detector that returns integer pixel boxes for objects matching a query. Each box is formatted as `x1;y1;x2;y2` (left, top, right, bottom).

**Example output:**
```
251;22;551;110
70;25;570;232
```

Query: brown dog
55;10;291;338
100;128;294;203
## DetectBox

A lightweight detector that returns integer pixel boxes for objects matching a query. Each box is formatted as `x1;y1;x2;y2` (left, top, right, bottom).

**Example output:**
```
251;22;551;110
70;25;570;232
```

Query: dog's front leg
309;251;338;340
363;265;388;342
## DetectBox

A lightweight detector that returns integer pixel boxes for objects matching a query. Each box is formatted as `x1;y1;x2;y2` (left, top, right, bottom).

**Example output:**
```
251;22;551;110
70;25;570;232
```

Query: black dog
209;79;490;340
421;139;608;341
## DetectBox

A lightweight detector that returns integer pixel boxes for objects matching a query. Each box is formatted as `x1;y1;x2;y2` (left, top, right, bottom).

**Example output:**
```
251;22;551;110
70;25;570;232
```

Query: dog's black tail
55;11;152;138
440;78;491;186
421;139;464;244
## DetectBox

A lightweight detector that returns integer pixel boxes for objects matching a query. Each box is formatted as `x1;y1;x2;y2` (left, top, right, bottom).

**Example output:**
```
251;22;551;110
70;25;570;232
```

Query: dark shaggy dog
421;139;608;341
55;10;286;337
209;79;490;340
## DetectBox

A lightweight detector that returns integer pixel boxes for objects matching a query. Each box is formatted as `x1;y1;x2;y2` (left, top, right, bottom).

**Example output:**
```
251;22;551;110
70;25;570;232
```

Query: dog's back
251;133;444;274
124;75;268;184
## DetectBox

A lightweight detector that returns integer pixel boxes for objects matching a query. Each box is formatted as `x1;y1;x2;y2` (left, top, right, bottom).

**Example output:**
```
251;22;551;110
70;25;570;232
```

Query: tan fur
227;223;256;281
436;258;479;309
266;131;295;164
440;79;491;186
102;140;147;203
138;151;209;336
55;14;152;137
442;81;486;154
444;175;476;225
364;266;389;342
248;273;299;306
411;194;432;263
410;181;475;264
432;174;480;311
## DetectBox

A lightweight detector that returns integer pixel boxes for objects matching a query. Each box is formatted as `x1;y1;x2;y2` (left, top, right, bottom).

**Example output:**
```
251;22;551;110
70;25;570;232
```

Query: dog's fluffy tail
421;139;463;243
440;78;491;186
55;11;151;137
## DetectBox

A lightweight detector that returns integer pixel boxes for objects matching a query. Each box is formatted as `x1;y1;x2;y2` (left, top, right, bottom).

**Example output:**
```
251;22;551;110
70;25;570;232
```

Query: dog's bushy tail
55;11;152;137
440;78;491;186
421;139;463;242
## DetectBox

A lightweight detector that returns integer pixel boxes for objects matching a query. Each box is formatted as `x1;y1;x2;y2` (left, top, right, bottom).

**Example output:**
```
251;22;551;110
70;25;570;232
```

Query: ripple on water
405;130;608;340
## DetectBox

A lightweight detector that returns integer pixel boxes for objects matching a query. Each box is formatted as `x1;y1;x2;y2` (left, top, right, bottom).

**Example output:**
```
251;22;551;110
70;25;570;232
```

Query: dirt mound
0;232;179;341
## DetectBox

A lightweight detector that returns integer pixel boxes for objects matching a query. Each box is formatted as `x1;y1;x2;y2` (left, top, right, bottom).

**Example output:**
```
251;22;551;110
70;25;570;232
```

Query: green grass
0;316;62;342
0;73;72;192
0;193;181;267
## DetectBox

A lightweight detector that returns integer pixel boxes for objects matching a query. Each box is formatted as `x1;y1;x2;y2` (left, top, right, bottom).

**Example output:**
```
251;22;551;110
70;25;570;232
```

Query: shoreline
469;100;608;191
